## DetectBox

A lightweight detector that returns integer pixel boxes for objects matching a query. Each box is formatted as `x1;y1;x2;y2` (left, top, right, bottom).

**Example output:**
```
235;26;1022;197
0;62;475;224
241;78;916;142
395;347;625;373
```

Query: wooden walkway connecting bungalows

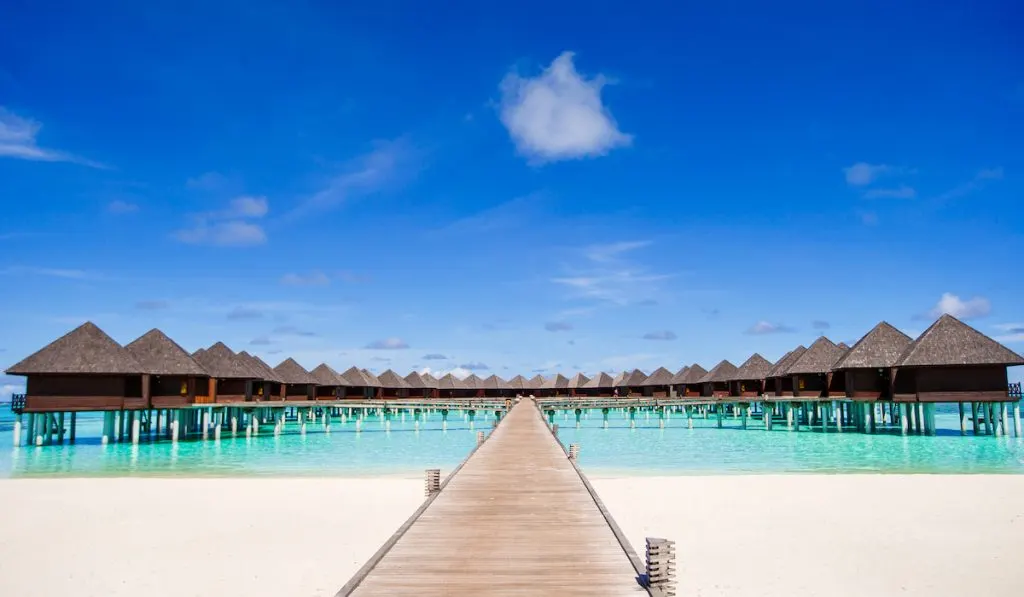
339;399;647;596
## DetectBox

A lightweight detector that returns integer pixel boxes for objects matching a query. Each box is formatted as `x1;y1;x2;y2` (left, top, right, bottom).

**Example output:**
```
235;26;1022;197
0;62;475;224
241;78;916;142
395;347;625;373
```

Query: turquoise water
555;406;1024;475
0;409;489;478
1;404;1022;477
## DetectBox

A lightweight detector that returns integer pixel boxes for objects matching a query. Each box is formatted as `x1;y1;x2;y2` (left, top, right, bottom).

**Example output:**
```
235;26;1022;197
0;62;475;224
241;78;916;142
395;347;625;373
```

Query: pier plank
344;400;643;596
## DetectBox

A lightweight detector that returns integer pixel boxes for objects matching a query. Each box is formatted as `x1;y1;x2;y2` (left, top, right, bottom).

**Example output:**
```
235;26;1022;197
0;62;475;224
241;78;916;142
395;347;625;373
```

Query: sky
1;0;1023;397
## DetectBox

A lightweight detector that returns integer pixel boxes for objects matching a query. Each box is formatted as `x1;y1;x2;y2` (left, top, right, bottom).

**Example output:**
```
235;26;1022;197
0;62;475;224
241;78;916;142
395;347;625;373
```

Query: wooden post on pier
476;431;485;446
568;443;579;461
1014;402;1022;437
645;537;677;594
424;468;441;496
12;414;22;447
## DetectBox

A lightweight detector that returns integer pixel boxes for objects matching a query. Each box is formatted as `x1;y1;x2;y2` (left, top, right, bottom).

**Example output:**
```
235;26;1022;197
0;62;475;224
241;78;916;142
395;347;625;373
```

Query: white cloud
642;330;677;340
418;365;470;379
1;383;25;399
583;240;650;263
928;293;991;320
863;185;916;199
174;196;269;247
0;265;91;279
365;338;410;350
107;200;139;214
0;107;105;168
280;271;330;286
932;167;1004;204
186;171;231;191
551;270;671;305
993;323;1024;344
745;321;795;335
843;162;892;186
499;51;631;162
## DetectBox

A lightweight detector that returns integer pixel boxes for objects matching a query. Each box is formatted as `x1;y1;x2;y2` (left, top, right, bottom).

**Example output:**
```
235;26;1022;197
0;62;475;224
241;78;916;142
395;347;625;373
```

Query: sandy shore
0;478;422;597
593;475;1024;597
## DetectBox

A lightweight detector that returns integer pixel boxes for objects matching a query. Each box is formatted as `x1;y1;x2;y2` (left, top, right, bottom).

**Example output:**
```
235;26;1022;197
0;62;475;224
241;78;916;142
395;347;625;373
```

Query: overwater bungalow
539;373;570;397
764;346;806;397
727;354;773;398
698;360;738;398
5;322;145;412
125;329;210;408
831;322;911;401
463;374;486;398
618;369;648;397
669;366;690;397
341;367;381;399
273;358;318;401
787;337;845;399
567;373;590;397
892;314;1024;403
527;374;546;395
310;363;351;399
677;364;707;397
404;371;439;399
483;374;511;398
193;342;256;403
236;351;284;400
578;372;615;397
638;367;675;397
506;375;528;395
437;373;472;398
377;369;412;398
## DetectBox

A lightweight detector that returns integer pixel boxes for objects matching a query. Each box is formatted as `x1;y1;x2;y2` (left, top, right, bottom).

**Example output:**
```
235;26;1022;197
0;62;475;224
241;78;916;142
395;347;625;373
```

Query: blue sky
2;0;1022;396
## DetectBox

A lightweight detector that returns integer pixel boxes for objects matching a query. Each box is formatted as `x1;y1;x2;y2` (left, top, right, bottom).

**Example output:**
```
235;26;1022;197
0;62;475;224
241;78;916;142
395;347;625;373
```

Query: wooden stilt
971;402;980;434
1000;403;1009;436
57;412;65;443
131;413;141;444
34;413;44;446
1014;402;1022;437
900;403;908;434
983;403;992;435
13;414;22;447
958;402;966;435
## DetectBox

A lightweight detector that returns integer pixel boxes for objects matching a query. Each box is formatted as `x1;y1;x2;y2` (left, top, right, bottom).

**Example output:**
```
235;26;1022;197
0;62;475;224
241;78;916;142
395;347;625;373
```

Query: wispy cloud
272;325;317;337
642;330;677;341
250;335;273;346
551;239;670;306
287;139;420;219
931;167;1004;205
924;292;991;320
422;353;448;360
459;362;489;371
993;323;1024;343
843;162;904;186
436;193;545;236
583;240;651;263
857;210;879;226
812;320;831;330
365;337;409;350
107;200;139;214
280;272;330;286
0;107;105;168
863;185;915;199
745;321;795;335
227;306;264;320
544;321;574;332
499;51;631;163
186;171;233;192
0;265;91;279
174;196;269;247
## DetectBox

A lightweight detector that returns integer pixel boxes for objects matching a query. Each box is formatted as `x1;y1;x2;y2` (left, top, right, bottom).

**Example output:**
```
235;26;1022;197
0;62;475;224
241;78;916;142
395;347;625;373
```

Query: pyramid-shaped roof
581;372;615;388
483;374;510;390
463;374;485;389
527;374;546;389
679;364;708;384
729;353;773;381
194;342;256;379
377;369;412;389
506;375;528;390
420;372;438;385
341;366;378;386
437;373;468;390
620;369;648;386
125;329;207;376
540;373;570;389
698;360;738;383
788;337;844;375
6;322;142;375
670;366;690;384
404;371;437;389
567;372;590;388
237;352;284;383
274;358;318;385
897;314;1024;367
310;363;349;386
832;322;911;370
361;368;383;386
767;346;806;377
639;367;675;386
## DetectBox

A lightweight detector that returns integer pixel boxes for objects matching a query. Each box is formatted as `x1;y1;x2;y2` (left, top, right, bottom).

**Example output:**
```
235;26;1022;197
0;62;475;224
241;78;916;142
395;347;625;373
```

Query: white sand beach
1;475;1022;596
593;475;1024;597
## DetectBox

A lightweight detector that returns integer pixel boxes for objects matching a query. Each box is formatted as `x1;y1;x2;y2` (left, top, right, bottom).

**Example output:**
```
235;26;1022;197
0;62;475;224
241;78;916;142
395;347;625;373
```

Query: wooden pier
338;399;648;596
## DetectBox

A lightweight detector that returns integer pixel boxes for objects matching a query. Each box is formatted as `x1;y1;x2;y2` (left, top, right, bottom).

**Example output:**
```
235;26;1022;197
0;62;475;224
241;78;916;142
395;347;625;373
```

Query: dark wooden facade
24;374;145;412
893;365;1012;403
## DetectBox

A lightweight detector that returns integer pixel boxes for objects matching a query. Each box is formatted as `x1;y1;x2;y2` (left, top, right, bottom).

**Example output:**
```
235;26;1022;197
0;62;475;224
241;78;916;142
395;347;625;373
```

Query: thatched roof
484;374;510;390
273;358;318;385
729;354;773;381
310;363;349;386
832;322;910;370
6;322;142;375
619;369;648;387
698;360;738;383
897;314;1024;368
670;366;690;384
506;375;528;391
193;342;256;379
581;372;615;388
341;367;379;387
125;329;207;376
611;371;628;386
788;337;844;375
420;372;438;385
463;374;485;389
767;346;806;377
360;369;383;386
678;364;708;384
567;373;590;388
437;373;468;390
540;373;569;389
404;371;438;389
639;367;674;386
239;352;285;383
837;342;850;350
527;374;546;389
377;369;412;389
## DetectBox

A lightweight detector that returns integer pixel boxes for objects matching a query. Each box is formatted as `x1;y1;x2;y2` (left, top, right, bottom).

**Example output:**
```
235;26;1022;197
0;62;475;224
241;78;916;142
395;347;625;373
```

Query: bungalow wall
825;371;846;397
731;379;761;398
908;366;1009;403
315;385;342;399
768;376;794;397
284;383;313;401
380;387;410;399
150;375;206;408
642;386;670;398
702;381;730;398
23;374;142;412
844;369;889;400
792;373;826;398
683;384;702;398
214;378;251;403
